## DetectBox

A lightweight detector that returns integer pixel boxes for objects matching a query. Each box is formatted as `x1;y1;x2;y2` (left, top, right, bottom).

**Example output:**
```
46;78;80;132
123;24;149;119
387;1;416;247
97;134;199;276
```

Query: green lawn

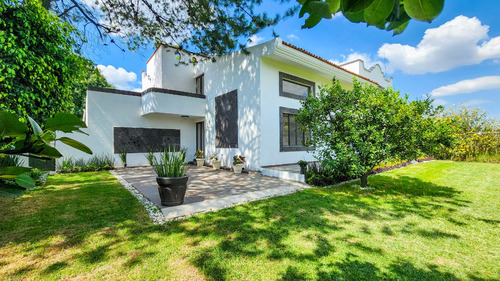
0;161;498;280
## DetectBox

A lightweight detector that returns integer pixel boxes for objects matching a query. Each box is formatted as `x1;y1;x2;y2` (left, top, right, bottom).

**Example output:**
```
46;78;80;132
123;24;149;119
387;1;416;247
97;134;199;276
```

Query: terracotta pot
196;158;204;167
212;160;221;170
156;176;189;206
233;163;244;173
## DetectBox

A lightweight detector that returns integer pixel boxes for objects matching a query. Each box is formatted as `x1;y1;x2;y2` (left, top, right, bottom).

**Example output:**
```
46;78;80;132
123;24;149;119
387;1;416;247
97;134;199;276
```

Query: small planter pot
233;163;244;173
156;176;189;206
196;158;204;167
212;160;221;170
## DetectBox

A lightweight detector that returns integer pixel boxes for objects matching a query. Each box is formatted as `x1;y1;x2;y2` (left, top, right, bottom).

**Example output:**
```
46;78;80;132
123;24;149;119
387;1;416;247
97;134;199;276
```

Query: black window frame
279;107;311;152
279;72;315;101
195;74;204;96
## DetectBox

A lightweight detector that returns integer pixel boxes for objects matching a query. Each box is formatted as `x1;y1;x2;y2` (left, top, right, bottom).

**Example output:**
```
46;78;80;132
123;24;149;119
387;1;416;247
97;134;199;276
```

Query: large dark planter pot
156;176;189;206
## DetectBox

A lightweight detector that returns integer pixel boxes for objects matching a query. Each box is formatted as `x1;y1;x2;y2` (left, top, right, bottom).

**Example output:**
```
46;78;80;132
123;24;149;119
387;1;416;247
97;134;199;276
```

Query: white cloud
97;65;139;90
330;51;385;70
246;35;265;47
430;76;500;97
286;34;300;41
433;99;447;106
464;99;488;106
378;16;500;74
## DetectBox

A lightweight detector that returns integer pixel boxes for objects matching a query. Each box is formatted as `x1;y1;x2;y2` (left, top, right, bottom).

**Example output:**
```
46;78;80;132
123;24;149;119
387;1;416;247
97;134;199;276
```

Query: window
195;74;204;95
280;107;309;151
279;72;315;100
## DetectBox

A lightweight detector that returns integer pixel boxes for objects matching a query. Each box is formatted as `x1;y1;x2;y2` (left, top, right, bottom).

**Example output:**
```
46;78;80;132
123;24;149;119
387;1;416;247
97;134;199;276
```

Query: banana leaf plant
0;111;92;197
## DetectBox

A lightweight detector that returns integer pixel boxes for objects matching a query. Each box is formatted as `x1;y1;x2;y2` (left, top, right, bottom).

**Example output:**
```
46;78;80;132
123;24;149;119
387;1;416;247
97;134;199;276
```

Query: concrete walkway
113;166;311;221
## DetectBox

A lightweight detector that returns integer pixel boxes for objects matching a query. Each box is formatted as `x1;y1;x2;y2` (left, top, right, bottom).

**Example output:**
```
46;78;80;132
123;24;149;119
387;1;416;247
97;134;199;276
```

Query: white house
58;38;391;173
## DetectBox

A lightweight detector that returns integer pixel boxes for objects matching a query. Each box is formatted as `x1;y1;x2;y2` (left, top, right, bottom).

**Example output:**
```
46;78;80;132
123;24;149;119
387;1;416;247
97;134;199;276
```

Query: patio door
196;121;204;152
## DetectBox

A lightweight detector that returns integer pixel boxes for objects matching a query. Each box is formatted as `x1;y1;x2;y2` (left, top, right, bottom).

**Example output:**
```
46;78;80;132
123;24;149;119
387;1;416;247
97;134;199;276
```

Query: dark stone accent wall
215;90;238;148
114;127;180;153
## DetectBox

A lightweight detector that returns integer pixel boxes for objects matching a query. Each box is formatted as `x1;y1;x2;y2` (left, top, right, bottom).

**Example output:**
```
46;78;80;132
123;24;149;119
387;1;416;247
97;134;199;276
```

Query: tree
43;0;444;55
72;61;114;118
0;0;88;123
295;79;448;187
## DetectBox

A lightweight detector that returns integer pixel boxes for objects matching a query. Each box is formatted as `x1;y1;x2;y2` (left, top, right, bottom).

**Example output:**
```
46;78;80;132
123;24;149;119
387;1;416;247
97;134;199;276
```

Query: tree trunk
360;173;368;187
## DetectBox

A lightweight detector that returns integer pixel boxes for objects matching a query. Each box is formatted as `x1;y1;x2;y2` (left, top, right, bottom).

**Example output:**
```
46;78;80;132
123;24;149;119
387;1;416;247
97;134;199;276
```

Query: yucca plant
119;149;127;167
145;148;155;166
152;147;187;178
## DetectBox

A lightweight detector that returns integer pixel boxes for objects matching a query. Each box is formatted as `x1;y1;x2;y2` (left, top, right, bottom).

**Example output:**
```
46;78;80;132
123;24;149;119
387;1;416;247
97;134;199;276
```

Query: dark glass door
196;122;204;152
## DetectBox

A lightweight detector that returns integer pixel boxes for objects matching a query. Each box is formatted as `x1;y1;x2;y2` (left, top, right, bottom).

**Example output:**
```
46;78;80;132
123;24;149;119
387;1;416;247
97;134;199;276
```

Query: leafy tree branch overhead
299;0;445;34
42;0;444;55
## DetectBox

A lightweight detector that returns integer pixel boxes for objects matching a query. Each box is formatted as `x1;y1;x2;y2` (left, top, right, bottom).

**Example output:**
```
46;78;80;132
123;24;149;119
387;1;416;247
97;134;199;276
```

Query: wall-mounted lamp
181;115;189;119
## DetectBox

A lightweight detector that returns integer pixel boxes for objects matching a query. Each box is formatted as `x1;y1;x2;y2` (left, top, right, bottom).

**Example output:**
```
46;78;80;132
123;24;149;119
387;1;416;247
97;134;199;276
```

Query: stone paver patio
113;165;311;220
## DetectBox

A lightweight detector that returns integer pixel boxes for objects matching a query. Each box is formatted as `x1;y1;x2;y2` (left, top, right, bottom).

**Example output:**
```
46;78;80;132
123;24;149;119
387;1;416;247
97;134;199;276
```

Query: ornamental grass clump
152;147;187;178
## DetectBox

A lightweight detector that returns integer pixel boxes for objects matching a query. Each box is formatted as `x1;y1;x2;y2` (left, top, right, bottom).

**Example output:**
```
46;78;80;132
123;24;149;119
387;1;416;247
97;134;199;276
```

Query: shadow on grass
0;170;479;280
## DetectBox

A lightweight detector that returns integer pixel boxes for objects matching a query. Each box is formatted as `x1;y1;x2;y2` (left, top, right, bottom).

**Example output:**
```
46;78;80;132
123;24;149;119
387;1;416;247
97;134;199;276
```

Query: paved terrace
113;166;311;221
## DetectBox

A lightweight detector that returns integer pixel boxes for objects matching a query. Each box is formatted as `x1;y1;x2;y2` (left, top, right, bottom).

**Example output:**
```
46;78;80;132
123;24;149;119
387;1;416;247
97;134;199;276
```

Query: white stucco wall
56;90;199;168
195;40;277;170
259;57;345;167
141;91;205;117
341;60;392;89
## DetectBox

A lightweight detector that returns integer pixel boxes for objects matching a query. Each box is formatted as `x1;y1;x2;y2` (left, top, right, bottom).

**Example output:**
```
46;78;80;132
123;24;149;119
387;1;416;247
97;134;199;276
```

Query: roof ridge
281;41;380;86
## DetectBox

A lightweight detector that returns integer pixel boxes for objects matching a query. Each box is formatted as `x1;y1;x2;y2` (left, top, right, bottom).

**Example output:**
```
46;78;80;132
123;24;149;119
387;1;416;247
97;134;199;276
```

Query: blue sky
84;1;500;118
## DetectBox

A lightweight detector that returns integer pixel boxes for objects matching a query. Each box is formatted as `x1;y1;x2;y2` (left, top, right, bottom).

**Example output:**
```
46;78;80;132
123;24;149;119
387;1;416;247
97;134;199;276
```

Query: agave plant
151;147;187;178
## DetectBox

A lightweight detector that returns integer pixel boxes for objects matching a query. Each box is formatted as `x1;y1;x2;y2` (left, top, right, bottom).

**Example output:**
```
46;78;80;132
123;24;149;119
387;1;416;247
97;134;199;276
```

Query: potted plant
210;153;221;170
194;149;204;167
119;149;127;168
152;147;189;206
297;160;308;175
233;155;245;173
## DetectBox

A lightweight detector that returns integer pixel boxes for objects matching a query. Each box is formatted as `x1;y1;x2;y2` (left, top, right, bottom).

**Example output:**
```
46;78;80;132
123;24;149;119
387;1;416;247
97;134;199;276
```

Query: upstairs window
279;72;315;100
195;74;204;95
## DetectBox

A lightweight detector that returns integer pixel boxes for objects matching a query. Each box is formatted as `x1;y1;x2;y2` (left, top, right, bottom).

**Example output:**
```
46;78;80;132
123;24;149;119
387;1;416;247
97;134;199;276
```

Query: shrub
303;162;354;186
57;154;115;173
296;79;448;187
434;105;500;162
0;155;24;167
145;148;156;166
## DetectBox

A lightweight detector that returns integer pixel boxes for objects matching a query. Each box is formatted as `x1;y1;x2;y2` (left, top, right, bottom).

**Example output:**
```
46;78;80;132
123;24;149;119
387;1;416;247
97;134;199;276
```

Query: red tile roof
281;41;380;86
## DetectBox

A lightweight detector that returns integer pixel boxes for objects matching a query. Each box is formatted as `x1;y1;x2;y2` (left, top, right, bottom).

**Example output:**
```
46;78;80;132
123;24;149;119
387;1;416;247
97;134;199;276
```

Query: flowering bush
434;106;500;162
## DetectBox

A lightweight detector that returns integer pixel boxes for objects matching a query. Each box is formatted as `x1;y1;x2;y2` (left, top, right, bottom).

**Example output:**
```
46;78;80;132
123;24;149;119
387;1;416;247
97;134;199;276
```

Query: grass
0;161;499;280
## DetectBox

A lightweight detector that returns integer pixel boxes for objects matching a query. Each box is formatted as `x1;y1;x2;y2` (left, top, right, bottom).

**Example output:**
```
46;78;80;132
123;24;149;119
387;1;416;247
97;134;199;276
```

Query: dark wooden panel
215;90;238;148
114;127;180;153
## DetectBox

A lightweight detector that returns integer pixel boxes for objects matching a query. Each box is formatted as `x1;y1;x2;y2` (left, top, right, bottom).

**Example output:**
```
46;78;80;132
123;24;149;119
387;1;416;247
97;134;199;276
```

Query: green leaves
0;111;92;197
58;137;92;154
342;0;376;13
364;0;394;26
296;79;441;186
15;173;35;189
0;111;27;138
45;113;88;134
298;0;444;34
405;0;444;22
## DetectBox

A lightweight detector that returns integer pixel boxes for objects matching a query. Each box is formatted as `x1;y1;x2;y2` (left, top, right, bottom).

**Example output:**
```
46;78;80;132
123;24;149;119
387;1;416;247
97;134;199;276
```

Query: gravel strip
110;170;169;224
